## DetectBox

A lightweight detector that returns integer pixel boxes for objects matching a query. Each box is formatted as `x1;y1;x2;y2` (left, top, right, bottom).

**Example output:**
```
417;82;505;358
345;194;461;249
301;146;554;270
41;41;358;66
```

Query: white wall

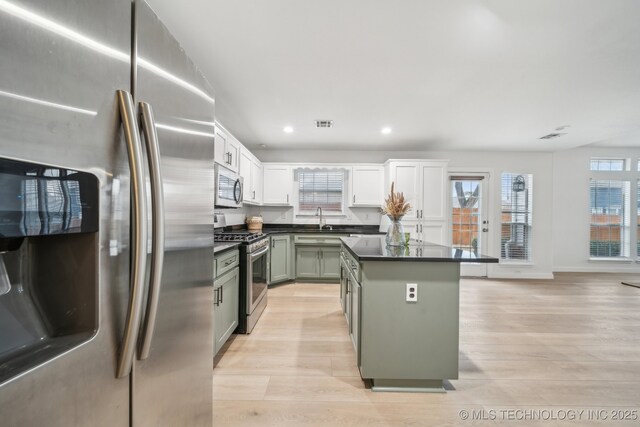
214;206;249;227
552;147;640;273
254;149;555;279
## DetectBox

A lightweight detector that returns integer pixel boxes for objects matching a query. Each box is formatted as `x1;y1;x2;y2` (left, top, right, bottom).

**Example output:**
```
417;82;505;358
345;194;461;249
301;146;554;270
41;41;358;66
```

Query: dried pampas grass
381;182;411;220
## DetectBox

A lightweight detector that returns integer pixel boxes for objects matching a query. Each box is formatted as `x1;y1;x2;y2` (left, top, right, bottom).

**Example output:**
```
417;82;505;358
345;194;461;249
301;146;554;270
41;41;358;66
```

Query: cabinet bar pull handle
353;195;356;203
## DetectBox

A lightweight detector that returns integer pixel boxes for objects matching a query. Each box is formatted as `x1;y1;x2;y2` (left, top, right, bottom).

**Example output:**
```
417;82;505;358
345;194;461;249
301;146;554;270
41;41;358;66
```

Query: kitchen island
339;235;498;392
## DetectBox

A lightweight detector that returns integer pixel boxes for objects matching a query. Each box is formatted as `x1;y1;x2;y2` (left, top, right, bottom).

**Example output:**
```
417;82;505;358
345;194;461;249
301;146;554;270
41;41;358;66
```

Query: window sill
499;260;534;267
296;213;347;218
589;257;633;263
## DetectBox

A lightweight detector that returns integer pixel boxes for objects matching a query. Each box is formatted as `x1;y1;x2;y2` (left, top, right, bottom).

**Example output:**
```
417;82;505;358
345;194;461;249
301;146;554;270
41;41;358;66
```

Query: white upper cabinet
386;160;448;221
239;146;263;205
386;161;422;220
213;126;227;166
262;164;292;205
350;165;384;207
225;135;240;172
251;159;263;204
420;163;446;220
214;124;239;173
239;149;252;203
385;159;449;245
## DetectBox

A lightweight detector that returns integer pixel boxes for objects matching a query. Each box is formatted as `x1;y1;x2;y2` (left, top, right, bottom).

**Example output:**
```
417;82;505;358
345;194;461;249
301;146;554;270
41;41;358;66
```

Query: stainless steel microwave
215;164;243;208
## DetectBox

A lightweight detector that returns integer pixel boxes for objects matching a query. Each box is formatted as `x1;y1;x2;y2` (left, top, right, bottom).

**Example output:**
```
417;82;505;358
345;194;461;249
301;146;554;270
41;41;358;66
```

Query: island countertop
340;235;500;263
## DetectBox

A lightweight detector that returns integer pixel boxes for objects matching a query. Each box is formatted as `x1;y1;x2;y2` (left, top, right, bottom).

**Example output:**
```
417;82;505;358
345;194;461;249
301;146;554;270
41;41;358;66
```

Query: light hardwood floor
213;273;640;426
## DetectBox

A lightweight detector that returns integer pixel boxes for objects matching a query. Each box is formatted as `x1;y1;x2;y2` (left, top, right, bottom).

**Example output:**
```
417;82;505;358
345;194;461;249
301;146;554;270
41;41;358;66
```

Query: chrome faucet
315;207;323;229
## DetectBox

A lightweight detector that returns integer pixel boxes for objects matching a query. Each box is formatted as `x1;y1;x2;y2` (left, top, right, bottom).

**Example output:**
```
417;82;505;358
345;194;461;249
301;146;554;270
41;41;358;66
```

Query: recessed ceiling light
260;144;267;148
283;126;293;133
381;127;392;135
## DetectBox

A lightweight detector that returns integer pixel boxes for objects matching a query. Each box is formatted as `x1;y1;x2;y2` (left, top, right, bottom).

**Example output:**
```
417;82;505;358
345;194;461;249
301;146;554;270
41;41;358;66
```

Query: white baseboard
488;271;555;280
553;266;640;273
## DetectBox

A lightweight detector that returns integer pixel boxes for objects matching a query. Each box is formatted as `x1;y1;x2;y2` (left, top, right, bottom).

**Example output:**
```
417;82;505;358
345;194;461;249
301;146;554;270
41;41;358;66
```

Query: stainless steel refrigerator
0;0;215;425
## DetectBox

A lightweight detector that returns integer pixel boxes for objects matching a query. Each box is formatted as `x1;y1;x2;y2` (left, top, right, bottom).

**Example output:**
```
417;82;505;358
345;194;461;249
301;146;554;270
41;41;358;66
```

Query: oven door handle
250;246;269;259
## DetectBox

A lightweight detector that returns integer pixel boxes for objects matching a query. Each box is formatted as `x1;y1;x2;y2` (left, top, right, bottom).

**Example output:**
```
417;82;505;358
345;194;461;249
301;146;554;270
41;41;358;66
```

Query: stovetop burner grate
214;232;267;243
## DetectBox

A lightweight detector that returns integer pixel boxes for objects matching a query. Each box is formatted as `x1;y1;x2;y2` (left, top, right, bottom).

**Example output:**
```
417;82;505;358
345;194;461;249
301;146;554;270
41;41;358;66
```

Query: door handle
116;90;148;378
137;102;165;361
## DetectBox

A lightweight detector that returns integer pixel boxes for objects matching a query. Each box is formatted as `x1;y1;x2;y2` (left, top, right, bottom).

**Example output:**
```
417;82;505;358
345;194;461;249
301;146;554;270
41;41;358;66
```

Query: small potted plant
381;182;411;247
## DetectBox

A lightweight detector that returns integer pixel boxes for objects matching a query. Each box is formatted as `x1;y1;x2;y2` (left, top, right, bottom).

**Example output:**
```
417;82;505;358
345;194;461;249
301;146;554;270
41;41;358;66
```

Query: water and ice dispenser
0;157;99;383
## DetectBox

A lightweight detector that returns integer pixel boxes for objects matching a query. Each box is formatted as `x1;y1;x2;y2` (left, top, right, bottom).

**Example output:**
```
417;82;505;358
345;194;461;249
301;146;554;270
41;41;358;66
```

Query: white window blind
501;173;533;261
589;180;630;258
298;170;344;212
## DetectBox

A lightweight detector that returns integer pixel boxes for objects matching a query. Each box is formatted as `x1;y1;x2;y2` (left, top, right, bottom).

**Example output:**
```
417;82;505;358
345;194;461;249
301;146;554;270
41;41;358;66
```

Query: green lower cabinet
295;246;322;279
319;246;340;279
349;274;361;363
295;245;341;281
269;235;291;284
339;256;348;313
214;267;239;356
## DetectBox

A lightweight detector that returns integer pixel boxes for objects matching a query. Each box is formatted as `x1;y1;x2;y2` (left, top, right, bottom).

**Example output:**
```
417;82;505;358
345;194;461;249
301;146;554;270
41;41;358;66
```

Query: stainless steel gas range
214;232;269;333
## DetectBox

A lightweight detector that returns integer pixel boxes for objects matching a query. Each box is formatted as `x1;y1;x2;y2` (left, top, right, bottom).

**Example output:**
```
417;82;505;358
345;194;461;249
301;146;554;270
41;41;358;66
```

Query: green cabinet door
339;257;347;312
214;267;239;355
319;246;341;280
296;246;321;279
350;274;361;364
270;235;291;284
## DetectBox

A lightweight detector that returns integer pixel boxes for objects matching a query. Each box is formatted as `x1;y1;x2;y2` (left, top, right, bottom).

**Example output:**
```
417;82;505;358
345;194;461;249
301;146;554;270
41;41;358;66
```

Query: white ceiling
147;0;640;152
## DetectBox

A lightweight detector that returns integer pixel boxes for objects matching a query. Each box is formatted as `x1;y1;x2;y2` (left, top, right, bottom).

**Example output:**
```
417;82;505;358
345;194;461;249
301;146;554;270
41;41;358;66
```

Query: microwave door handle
234;179;242;204
115;90;148;378
137;102;165;360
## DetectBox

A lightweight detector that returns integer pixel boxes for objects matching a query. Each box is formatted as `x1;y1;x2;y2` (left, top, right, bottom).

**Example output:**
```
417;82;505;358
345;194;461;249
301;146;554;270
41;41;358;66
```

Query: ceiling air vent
539;132;567;140
315;120;333;128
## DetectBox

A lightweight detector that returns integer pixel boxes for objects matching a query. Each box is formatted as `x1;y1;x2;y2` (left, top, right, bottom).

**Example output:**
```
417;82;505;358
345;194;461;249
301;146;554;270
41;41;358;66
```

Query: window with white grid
589;180;630;258
501;173;533;261
590;158;627;171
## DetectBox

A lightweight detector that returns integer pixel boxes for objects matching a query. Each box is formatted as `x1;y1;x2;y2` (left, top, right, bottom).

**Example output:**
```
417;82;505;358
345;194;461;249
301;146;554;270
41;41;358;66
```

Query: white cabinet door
251;159;263;204
263;165;292;205
214;126;227;166
225;136;240;173
420;163;447;220
351;166;384;207
239;150;252;203
388;162;421;220
422;222;447;245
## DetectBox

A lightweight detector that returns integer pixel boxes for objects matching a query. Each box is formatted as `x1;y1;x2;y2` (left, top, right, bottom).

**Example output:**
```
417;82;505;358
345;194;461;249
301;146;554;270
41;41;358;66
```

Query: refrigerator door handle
116;90;148;378
138;102;165;360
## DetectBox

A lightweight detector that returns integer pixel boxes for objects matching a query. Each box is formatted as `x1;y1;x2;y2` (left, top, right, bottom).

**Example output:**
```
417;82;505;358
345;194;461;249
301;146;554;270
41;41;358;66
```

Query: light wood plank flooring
213;273;640;426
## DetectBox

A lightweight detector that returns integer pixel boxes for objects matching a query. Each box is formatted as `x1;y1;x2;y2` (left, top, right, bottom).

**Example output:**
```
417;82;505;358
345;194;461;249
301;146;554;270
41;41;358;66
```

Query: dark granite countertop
214;242;240;255
340;236;500;263
262;224;384;236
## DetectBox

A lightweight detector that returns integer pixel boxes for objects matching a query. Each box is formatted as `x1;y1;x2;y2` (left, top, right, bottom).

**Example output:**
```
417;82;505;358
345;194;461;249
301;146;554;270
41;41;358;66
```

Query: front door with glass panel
450;174;489;277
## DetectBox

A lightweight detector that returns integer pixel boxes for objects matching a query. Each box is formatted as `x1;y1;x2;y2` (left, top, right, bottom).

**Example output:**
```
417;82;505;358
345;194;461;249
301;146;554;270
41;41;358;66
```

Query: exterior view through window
297;170;345;213
590;180;630;258
501;173;533;261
